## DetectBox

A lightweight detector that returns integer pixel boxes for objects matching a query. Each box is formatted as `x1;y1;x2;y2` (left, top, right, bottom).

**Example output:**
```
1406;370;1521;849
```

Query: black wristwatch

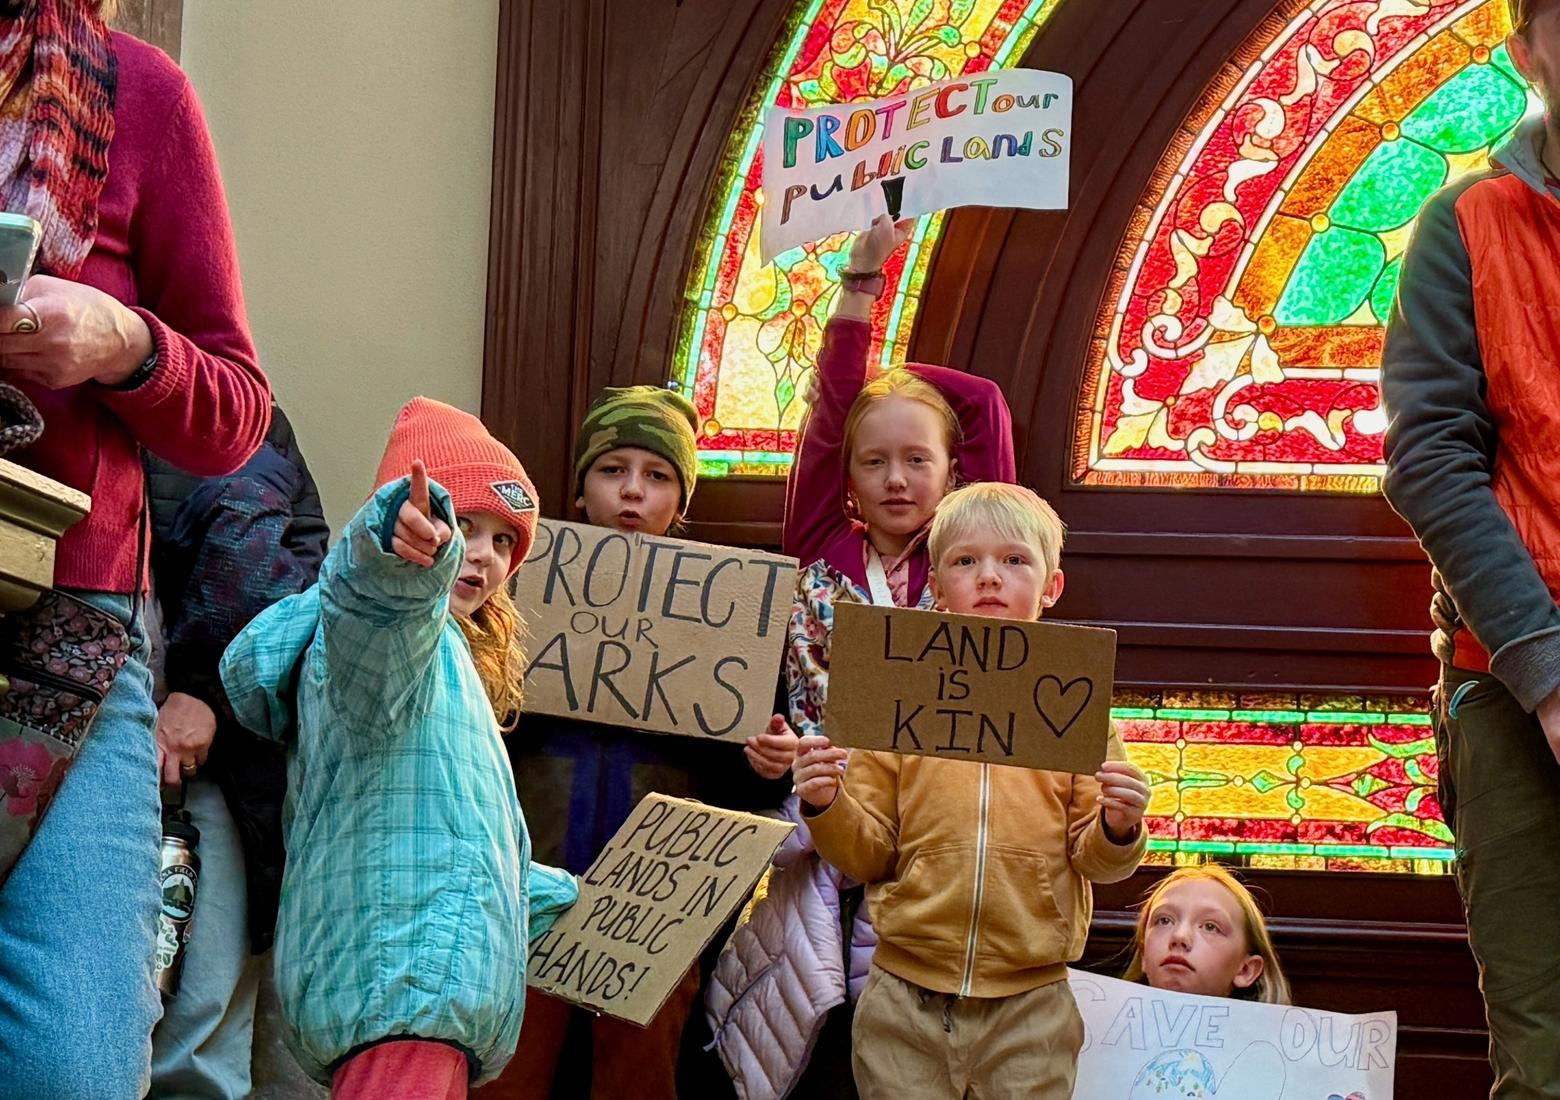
108;344;159;392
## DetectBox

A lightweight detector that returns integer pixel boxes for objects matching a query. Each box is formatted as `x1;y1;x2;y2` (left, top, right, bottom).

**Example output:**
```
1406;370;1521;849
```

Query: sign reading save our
513;520;797;742
825;602;1116;774
760;68;1073;262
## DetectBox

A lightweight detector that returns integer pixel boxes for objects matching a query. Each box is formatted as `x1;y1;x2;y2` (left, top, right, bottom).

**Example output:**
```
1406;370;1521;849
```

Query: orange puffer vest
1453;172;1560;670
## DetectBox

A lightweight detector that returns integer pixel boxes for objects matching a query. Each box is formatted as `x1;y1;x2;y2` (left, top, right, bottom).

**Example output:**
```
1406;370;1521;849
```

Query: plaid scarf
0;0;114;279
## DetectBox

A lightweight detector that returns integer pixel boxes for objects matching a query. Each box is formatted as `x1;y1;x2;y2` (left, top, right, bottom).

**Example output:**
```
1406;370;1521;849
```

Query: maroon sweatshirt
783;316;1017;598
13;32;270;593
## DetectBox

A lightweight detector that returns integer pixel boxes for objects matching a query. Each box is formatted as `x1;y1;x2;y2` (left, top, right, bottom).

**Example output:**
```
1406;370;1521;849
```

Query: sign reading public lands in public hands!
760;68;1072;263
514;519;797;742
1068;970;1396;1099
528;794;793;1027
826;602;1115;774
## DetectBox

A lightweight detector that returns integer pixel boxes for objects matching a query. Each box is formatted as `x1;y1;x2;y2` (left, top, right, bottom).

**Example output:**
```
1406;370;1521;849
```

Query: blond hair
928;482;1065;581
841;368;961;470
1123;866;1291;1005
456;583;525;732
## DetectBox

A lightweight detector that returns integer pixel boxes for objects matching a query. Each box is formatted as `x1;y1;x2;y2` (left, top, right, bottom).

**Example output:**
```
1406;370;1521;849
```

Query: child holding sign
220;398;578;1098
791;483;1150;1098
498;384;797;1100
1124;865;1291;1004
706;215;1019;1100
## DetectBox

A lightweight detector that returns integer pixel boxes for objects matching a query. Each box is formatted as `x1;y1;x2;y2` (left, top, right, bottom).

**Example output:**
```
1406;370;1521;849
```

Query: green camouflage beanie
574;384;700;511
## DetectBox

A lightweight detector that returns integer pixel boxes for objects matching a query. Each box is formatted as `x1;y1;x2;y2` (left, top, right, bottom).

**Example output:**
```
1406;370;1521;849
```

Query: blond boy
793;482;1150;1098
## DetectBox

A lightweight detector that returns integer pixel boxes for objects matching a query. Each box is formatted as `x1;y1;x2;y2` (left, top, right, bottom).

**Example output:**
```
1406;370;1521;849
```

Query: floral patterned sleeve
786;562;839;741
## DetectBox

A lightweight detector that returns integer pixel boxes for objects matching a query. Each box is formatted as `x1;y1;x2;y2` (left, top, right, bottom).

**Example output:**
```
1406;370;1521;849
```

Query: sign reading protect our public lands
527;795;793;1026
760;68;1073;262
825;602;1115;774
514;520;797;742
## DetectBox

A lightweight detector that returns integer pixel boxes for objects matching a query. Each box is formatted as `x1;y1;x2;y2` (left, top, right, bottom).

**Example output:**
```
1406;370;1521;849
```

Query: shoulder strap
864;549;895;607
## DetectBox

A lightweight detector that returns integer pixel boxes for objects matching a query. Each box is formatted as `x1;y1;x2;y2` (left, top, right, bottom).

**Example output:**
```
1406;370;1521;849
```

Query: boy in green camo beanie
572;384;700;529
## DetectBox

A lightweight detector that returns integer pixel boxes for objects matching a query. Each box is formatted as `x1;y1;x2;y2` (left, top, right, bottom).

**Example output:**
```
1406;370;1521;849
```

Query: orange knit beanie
373;397;539;576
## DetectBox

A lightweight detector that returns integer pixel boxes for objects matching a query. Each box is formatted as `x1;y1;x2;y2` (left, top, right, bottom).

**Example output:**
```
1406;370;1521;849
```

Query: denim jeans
149;777;261;1099
0;592;162;1100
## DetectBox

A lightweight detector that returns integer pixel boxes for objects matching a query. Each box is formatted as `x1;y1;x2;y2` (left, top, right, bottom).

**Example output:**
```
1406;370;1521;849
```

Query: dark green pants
1439;666;1560;1098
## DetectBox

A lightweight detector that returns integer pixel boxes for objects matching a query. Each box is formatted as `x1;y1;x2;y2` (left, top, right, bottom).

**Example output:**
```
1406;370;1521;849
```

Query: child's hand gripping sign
391;460;451;567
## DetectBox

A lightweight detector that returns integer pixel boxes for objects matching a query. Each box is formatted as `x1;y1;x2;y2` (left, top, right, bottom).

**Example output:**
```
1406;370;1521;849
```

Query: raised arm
317;464;462;725
905;364;1017;486
783;217;913;565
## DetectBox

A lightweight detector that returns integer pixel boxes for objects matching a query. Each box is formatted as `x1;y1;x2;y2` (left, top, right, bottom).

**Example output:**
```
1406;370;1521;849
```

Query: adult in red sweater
0;5;269;1098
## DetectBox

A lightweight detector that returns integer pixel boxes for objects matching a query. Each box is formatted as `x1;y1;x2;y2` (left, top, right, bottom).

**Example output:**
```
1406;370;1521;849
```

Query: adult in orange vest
1383;2;1560;1095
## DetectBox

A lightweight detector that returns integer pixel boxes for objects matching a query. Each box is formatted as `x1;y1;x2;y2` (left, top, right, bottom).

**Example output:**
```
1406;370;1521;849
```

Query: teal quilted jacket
221;477;577;1084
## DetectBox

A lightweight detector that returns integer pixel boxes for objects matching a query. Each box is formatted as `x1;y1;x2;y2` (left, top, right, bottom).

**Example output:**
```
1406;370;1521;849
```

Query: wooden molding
0;459;89;611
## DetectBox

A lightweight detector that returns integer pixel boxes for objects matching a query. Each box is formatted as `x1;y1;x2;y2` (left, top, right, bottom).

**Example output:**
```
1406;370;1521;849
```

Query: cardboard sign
825;602;1115;774
527;795;793;1026
514;520;797;741
1069;970;1397;1099
760;68;1072;262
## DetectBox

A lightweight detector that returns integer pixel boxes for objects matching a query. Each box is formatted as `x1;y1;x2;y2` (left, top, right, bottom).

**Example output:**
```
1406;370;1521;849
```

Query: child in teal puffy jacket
221;397;577;1098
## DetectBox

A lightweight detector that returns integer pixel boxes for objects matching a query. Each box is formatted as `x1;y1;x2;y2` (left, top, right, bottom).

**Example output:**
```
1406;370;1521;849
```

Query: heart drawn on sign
1033;676;1092;739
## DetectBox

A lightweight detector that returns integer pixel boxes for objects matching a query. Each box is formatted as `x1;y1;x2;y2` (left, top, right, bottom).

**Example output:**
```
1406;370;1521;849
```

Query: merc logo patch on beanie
491;480;538;515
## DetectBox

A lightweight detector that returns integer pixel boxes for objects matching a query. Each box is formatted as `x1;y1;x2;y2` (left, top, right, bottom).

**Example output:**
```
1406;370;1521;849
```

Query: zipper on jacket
959;763;991;997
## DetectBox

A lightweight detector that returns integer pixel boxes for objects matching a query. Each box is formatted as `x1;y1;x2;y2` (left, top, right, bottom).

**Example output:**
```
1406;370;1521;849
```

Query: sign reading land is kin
760;68;1072;262
826;602;1115;773
515;520;797;741
1068;970;1396;1099
528;794;793;1026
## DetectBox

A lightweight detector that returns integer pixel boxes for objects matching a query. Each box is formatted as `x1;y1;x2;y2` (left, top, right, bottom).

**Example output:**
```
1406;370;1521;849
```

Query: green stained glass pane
1274;227;1386;325
1330;139;1447;232
1400;62;1529;154
1370;254;1403;323
1491;42;1523;87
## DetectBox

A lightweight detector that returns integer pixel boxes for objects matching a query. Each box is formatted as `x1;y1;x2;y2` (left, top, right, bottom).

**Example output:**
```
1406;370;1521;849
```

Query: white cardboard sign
1068;969;1396;1099
760;68;1072;262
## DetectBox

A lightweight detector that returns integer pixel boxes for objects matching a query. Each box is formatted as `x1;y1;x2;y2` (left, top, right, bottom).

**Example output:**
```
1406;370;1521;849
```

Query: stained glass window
1075;0;1539;492
674;0;1064;478
1116;691;1448;875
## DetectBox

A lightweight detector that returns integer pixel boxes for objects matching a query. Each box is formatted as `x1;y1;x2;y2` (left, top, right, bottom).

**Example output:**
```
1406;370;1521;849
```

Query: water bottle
153;802;200;997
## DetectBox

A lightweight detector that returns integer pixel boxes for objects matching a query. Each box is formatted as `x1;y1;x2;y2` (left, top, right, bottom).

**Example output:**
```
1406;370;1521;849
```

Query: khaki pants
1439;666;1560;1099
852;966;1083;1099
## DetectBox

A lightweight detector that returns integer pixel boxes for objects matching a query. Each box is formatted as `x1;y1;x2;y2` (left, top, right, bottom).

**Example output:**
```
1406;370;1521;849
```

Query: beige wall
181;1;499;537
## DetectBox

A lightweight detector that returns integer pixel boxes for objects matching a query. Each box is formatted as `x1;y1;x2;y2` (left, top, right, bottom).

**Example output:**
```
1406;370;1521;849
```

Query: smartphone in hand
0;214;42;307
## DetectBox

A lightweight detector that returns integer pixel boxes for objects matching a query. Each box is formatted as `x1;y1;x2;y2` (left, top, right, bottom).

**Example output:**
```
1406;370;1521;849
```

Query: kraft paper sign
760;68;1072;262
825;602;1115;774
515;520;797;742
1069;970;1396;1099
527;795;793;1027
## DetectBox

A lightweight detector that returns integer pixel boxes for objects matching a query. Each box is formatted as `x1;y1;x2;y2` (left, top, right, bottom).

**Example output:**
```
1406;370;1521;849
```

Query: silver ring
11;303;40;335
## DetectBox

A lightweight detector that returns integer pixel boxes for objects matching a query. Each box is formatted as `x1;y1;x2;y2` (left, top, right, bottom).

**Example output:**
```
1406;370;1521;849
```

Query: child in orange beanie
221;397;577;1098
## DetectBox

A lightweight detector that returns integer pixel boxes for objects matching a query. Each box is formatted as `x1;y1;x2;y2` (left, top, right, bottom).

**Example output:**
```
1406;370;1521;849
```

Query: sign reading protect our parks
514;520;797;742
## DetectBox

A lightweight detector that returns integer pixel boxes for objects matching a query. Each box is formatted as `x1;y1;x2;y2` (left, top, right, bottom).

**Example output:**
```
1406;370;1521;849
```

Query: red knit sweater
12;32;270;593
